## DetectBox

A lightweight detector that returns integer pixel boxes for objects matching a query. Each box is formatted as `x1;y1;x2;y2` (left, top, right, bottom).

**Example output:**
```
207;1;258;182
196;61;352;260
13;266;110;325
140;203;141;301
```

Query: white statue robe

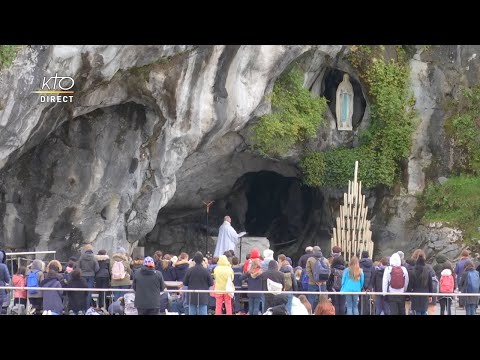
214;221;239;257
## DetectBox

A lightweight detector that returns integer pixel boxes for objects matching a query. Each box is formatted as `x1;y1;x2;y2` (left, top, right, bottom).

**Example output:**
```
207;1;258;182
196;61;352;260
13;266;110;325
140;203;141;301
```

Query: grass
422;176;480;244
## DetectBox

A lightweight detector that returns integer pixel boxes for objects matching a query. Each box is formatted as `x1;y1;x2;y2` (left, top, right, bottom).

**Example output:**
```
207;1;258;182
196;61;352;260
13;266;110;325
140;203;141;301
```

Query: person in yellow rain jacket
213;255;234;315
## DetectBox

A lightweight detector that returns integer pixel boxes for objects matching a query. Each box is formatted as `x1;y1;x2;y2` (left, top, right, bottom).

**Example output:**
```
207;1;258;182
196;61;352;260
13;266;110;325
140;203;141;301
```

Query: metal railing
4;251;57;278
0;285;475;315
5;251;57;257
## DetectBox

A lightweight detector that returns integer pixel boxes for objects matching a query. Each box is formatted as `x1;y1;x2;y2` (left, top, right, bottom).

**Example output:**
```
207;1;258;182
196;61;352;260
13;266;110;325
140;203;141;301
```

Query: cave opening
222;171;332;259
147;171;335;263
241;171;308;244
321;68;366;128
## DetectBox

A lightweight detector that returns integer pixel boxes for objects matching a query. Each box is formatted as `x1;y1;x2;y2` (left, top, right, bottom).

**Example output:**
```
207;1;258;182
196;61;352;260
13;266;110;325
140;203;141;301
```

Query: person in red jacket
243;248;260;273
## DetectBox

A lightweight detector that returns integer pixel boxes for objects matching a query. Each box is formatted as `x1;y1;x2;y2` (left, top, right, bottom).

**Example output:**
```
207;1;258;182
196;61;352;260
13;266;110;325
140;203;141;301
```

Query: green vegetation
422;84;480;243
251;64;327;157
444;85;480;174
0;45;21;70
422;176;480;244
301;147;379;187
301;45;416;188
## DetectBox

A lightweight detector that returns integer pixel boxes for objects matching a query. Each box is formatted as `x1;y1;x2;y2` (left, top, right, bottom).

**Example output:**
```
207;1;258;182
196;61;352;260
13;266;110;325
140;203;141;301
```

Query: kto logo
33;73;75;103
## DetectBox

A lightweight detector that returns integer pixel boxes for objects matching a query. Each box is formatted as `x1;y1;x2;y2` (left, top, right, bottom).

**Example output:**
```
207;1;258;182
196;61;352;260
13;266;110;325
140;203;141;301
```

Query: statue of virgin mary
336;73;354;131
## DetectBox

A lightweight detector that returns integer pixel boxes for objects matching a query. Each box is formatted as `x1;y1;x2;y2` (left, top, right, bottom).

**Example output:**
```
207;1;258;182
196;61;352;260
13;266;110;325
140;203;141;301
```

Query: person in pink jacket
12;266;27;306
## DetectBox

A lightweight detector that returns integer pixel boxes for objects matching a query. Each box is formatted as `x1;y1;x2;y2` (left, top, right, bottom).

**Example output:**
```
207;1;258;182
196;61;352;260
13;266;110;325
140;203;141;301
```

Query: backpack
440;274;454;293
313;257;330;282
467;270;480;293
283;272;293;291
26;270;40;295
300;269;309;291
112;261;126;280
389;266;405;290
431;275;439;293
374;267;385;292
332;268;344;291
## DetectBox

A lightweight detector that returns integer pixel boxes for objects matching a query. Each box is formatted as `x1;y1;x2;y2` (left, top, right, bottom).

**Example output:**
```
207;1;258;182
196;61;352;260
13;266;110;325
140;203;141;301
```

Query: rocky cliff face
371;45;480;261
0;45;477;261
0;45;327;258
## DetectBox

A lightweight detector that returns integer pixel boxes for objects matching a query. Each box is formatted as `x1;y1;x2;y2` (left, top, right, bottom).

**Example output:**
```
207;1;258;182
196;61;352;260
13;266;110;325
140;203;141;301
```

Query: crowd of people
0;244;479;315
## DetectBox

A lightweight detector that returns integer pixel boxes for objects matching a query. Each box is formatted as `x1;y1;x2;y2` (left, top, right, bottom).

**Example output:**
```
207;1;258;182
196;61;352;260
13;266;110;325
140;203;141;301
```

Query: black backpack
374;267;385;292
332;268;344;291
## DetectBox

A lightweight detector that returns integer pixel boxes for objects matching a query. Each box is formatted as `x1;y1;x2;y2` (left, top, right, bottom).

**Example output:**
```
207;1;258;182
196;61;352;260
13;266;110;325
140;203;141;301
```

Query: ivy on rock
302;46;416;188
251;64;327;157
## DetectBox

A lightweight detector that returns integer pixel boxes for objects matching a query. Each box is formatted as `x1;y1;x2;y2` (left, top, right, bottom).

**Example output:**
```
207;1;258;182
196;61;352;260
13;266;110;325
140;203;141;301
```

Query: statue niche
335;73;354;131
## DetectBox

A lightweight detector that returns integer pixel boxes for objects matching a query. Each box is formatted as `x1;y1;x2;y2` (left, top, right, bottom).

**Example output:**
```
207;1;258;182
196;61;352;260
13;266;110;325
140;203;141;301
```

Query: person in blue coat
340;256;364;315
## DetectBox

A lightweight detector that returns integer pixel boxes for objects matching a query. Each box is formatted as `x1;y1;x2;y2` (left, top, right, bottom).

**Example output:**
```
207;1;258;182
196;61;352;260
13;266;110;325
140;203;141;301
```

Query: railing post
360;292;363;315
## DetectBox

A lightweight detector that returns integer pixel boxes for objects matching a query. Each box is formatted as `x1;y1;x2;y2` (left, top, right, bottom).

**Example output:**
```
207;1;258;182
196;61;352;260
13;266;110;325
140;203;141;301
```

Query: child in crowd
12;266;27;306
314;295;335;315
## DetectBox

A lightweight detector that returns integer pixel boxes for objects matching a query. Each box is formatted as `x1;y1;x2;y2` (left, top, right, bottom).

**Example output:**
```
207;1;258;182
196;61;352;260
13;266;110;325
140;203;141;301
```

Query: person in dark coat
403;257;415;314
455;249;471;308
94;250;111;309
261;260;285;310
241;258;263;315
459;260;480;315
327;255;346;315
132;256;165;315
297;246;313;269
67;269;88;315
174;252;190;283
231;256;244;314
372;257;389;315
359;250;374;315
183;252;214;315
408;255;433;315
41;268;64;315
159;255;177;281
153;251;163;270
411;249;438;315
455;250;471;288
77;244;99;308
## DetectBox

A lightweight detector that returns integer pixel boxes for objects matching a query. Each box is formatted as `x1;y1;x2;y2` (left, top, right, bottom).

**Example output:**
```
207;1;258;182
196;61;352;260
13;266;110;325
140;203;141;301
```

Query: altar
211;236;270;262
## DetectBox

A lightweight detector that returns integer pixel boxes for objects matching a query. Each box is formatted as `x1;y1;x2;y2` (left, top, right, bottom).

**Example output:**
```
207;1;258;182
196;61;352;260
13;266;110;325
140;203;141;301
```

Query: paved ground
366;297;475;315
431;299;475;315
433;303;464;315
422;299;477;315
